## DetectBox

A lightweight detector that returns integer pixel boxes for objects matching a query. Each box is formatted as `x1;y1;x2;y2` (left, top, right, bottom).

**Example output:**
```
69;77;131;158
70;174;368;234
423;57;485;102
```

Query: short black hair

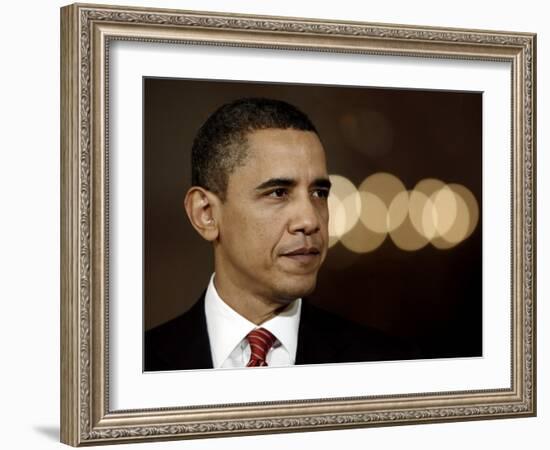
191;97;319;200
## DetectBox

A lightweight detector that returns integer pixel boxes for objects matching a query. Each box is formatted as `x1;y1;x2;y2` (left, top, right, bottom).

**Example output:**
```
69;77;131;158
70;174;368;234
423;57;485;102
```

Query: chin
275;274;318;302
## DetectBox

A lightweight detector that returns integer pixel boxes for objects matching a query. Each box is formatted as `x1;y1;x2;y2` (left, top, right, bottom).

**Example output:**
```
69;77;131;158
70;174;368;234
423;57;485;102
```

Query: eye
268;188;288;198
312;189;330;199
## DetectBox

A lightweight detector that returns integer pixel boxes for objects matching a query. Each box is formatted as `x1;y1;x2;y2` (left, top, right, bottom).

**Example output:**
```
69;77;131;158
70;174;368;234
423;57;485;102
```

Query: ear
183;187;221;242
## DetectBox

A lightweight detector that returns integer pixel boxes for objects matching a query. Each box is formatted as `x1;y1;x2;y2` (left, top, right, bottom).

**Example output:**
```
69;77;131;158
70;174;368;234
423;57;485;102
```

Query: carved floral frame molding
61;3;536;446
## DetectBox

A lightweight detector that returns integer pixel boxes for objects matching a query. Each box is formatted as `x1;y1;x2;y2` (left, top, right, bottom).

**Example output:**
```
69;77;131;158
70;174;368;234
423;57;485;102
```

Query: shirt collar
204;273;301;368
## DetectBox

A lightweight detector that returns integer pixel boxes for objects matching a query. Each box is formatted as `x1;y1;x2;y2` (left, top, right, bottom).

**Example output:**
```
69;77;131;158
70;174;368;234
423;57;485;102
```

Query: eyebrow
254;177;332;191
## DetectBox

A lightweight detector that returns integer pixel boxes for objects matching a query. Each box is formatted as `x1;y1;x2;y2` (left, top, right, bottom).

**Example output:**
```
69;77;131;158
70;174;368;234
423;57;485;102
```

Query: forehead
233;128;328;182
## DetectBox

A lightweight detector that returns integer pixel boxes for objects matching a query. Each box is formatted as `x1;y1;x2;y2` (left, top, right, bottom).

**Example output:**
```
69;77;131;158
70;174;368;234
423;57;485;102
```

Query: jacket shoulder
144;294;213;371
297;300;420;365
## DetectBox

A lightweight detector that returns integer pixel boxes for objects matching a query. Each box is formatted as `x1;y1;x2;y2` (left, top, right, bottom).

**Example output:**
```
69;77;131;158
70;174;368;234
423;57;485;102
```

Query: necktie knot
246;328;276;367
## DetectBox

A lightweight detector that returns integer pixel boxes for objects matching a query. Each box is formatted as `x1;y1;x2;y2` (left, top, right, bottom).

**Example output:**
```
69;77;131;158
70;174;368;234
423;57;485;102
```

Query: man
145;97;416;371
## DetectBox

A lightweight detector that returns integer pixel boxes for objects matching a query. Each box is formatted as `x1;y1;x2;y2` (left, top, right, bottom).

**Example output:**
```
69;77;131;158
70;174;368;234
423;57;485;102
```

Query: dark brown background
144;78;482;359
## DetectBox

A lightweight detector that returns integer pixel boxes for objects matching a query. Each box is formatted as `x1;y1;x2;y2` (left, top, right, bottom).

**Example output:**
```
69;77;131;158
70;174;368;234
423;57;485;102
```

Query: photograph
143;79;483;372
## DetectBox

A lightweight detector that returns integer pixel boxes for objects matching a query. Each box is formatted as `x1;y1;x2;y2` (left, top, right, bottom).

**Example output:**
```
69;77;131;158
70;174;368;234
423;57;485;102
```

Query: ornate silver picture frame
60;2;536;446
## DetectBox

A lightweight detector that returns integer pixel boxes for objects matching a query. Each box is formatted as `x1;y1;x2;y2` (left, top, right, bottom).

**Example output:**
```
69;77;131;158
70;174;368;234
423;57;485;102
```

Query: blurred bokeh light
327;173;479;253
328;175;361;243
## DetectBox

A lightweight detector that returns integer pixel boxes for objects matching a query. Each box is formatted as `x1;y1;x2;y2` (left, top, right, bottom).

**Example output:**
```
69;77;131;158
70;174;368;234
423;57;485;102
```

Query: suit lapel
295;299;339;365
177;294;214;369
150;292;214;370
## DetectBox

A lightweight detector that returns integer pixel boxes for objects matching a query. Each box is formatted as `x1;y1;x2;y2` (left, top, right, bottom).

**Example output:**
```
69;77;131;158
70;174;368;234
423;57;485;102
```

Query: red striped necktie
246;328;276;367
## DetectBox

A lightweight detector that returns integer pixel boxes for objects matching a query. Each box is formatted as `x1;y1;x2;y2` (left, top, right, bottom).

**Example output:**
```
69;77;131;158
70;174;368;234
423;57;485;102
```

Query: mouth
281;247;321;264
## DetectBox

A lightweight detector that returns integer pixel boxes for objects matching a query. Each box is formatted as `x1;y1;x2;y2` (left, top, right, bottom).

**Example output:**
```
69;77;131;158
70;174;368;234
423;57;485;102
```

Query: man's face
215;128;330;306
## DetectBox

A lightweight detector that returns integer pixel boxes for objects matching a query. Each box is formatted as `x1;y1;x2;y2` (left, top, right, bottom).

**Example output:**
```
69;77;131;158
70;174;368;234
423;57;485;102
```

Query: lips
281;246;321;265
283;246;320;256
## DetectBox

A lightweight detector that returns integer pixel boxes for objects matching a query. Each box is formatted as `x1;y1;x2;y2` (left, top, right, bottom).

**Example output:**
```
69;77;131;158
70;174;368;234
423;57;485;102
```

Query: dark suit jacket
144;292;418;371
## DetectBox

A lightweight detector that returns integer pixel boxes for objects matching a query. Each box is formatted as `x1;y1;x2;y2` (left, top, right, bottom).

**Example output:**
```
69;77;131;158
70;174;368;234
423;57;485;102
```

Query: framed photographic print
60;2;536;446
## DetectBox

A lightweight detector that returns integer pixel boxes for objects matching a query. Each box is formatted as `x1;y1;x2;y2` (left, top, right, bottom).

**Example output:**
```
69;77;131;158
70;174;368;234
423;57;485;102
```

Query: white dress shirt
204;274;301;368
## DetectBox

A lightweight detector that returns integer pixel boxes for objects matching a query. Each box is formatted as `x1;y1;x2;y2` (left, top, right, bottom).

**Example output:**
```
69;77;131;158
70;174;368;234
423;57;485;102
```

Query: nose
289;195;322;236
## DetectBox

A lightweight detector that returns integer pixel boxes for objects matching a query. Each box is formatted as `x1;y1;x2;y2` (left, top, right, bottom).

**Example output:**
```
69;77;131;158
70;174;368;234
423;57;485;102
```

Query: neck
212;272;291;325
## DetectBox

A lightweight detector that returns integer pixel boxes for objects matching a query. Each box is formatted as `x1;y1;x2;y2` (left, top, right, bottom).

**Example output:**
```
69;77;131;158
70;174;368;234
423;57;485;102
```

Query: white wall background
0;1;546;449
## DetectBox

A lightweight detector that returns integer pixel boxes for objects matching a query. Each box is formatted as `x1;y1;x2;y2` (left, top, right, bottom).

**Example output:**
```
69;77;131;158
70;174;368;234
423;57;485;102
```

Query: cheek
251;217;283;250
223;203;288;261
318;205;330;229
228;213;277;255
248;217;288;264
